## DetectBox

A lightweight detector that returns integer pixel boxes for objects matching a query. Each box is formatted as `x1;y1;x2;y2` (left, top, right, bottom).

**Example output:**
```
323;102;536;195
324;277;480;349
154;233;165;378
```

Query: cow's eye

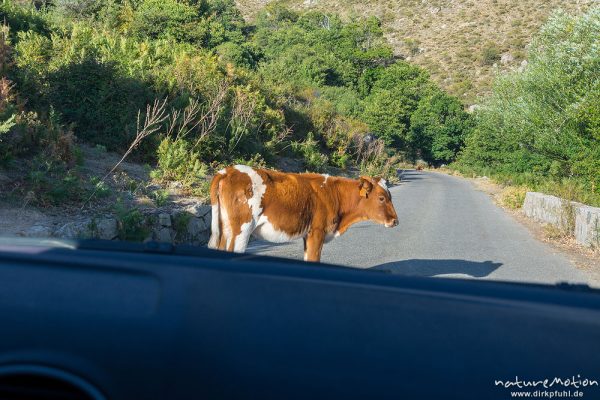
379;196;385;202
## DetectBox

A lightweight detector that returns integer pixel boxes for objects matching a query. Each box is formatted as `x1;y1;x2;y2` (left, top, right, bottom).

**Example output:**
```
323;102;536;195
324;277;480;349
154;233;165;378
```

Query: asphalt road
248;170;590;286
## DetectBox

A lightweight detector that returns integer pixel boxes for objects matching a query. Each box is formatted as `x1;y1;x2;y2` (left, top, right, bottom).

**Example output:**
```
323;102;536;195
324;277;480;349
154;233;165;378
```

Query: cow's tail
208;172;224;249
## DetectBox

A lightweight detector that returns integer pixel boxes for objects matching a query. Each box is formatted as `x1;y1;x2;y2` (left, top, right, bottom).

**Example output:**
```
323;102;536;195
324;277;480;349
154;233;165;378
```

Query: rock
158;213;171;227
467;104;480;113
96;218;118;240
157;227;172;243
518;59;528;72
54;220;91;239
188;217;208;236
25;225;52;238
186;204;212;218
500;53;514;65
186;216;211;245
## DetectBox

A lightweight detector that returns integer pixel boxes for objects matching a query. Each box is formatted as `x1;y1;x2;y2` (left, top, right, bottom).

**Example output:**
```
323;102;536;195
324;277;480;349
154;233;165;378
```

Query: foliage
1;0;472;201
480;43;501;65
499;186;529;209
362;62;433;150
457;8;600;202
291;132;328;172
409;91;472;164
25;156;83;206
152;137;208;187
115;205;150;241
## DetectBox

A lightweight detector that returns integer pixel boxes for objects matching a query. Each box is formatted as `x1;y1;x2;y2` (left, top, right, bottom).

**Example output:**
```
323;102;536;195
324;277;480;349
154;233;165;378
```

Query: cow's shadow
370;259;502;278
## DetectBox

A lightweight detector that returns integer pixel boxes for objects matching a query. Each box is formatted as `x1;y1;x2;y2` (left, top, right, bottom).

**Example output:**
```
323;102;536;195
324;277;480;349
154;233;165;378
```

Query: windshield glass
0;0;598;288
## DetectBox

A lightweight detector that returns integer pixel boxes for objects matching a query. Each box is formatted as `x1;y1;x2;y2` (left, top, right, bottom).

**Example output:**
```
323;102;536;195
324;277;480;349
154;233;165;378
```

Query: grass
453;165;600;208
498;186;529;209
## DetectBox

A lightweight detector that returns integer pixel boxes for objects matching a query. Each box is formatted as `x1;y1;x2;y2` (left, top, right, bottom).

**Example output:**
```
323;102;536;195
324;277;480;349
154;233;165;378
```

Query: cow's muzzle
385;219;399;228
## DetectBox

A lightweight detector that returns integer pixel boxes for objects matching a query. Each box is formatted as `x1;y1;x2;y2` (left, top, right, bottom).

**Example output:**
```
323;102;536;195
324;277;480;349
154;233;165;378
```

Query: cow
208;165;399;262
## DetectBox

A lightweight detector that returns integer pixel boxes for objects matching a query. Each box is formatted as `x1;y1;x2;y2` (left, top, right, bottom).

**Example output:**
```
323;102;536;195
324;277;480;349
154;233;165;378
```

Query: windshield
0;0;598;288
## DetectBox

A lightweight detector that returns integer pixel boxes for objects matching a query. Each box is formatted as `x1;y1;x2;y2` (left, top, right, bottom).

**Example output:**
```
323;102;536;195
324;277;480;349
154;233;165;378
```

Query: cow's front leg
304;228;325;262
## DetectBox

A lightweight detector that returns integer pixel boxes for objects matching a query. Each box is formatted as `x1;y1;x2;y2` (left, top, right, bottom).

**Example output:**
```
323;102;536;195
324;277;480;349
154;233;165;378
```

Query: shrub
152;137;208;186
409;90;472;164
115;206;150;241
480;43;500;65
150;188;170;207
499;186;529;209
291;132;328;172
458;8;600;201
46;58;154;151
25;156;84;206
129;0;198;41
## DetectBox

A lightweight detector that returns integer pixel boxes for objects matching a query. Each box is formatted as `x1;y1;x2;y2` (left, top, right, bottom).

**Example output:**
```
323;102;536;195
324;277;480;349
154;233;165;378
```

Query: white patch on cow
378;178;391;197
253;215;293;243
378;179;387;190
217;168;226;175
234;165;266;221
304;252;308;261
320;174;329;188
324;230;342;243
208;204;220;249
233;221;254;252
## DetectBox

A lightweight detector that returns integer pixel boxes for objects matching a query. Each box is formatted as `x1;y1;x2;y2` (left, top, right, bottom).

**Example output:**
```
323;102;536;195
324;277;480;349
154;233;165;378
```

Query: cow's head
358;176;399;228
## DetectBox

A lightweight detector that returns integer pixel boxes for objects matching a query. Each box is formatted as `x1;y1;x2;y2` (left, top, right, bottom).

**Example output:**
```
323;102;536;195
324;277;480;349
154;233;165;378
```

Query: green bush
409;90;472;164
458;8;600;201
480;43;500;65
46;58;154;151
115;206;150;241
1;0;472;202
25;156;84;206
129;0;198;41
291;132;329;172
153;137;207;182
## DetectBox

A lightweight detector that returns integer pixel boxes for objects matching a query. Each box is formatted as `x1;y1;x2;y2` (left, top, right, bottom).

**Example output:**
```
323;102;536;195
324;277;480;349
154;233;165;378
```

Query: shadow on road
370;259;503;278
397;170;423;182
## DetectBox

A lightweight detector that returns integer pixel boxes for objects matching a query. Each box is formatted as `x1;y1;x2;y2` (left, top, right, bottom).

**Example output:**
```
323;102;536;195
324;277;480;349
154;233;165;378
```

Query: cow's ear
358;176;373;198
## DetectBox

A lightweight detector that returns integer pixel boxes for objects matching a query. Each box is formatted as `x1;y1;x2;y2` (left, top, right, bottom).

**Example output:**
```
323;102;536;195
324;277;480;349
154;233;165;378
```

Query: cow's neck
334;178;368;236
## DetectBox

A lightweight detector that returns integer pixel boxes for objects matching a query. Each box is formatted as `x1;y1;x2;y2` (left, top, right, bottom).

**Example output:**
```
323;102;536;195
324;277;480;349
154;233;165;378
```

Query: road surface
248;170;591;286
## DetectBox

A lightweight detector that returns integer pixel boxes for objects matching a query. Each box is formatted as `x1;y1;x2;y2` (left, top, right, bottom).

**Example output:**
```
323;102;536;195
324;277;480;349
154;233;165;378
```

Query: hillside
235;0;596;103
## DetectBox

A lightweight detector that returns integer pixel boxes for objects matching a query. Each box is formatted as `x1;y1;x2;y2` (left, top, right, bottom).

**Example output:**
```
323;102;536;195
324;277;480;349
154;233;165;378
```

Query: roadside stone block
523;192;599;248
575;205;600;248
523;192;566;227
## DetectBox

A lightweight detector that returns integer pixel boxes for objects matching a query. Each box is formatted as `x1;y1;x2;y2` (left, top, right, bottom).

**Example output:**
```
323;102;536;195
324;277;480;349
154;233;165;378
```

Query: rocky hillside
236;0;596;104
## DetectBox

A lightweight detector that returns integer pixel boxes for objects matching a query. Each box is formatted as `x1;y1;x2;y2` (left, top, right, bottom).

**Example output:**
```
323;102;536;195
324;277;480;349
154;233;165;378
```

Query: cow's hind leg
233;221;254;253
218;203;233;251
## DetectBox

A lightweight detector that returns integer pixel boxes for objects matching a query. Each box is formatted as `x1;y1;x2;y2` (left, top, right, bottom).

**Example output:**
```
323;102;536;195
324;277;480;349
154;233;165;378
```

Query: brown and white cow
208;165;399;262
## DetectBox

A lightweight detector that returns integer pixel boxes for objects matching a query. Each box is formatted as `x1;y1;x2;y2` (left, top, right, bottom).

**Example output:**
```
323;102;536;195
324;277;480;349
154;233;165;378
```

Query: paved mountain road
248;170;590;286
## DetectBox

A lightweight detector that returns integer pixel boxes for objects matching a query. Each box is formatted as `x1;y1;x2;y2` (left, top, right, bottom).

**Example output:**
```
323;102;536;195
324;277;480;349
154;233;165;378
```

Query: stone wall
25;202;213;246
523;192;600;248
575;205;600;248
